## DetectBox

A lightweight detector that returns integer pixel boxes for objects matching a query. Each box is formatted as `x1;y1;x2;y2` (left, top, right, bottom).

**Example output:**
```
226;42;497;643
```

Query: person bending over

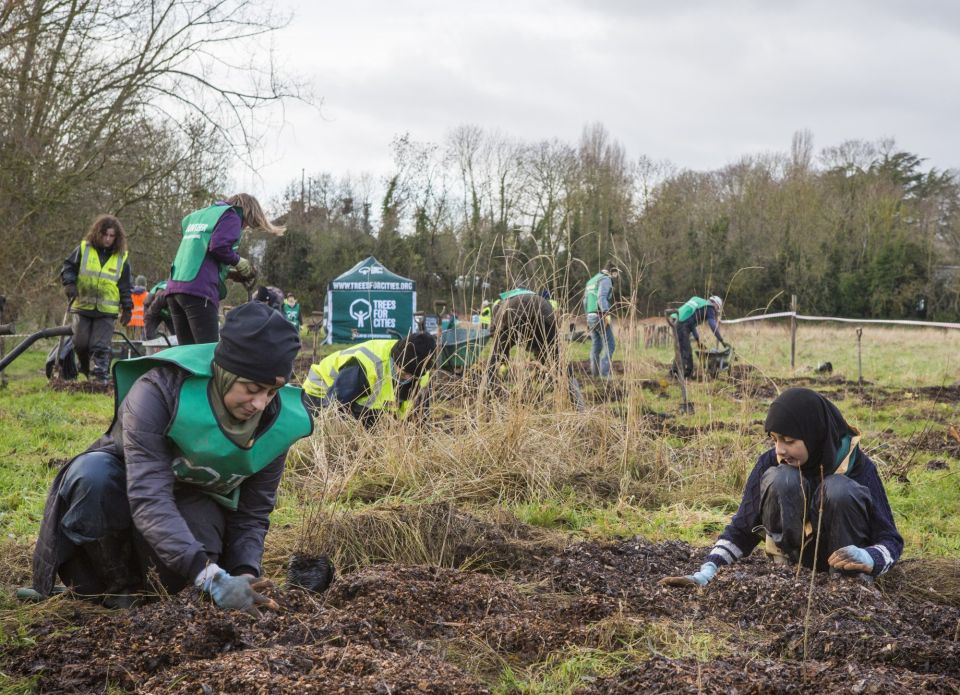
661;387;902;588
303;334;436;427
28;302;313;611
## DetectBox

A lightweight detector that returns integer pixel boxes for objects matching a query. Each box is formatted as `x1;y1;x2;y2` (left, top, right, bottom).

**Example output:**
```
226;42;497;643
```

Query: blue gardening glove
197;565;279;613
659;561;718;588
828;545;874;574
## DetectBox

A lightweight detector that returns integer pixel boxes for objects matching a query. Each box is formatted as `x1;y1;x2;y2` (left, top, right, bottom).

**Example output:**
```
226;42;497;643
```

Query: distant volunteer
128;275;148;338
303;334;436;427
283;293;303;331
165;194;283;344
583;266;618;378
29;303;313;611
670;295;727;379
60;214;134;383
661;388;903;589
143;280;174;339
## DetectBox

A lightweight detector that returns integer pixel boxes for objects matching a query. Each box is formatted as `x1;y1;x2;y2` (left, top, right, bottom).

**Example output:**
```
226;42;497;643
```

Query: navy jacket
704;448;902;576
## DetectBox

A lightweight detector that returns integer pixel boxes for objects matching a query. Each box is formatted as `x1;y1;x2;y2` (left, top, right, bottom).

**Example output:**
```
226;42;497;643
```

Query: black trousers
167;293;220;345
56;451;227;595
72;313;115;380
674;321;695;378
760;464;872;571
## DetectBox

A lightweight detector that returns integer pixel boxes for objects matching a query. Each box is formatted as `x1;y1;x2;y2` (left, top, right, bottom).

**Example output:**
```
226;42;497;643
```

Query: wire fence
721;311;960;330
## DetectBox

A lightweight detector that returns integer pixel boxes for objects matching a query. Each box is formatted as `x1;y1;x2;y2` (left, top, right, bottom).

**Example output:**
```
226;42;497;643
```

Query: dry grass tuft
291;500;562;575
0;541;33;588
879;557;960;608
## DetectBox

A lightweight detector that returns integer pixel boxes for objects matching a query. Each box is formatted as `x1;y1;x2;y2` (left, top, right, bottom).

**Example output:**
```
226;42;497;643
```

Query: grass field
1;320;959;693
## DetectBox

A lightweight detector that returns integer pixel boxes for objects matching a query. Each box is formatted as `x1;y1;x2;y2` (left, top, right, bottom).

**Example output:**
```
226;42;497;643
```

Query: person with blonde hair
166;194;284;344
60;214;134;383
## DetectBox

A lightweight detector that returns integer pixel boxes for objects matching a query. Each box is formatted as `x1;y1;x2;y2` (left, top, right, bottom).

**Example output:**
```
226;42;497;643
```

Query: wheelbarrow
439;326;490;372
695;345;734;379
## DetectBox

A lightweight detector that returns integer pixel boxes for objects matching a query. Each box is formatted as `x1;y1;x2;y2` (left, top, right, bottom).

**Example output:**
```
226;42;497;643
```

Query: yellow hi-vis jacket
304;339;430;419
76;241;128;315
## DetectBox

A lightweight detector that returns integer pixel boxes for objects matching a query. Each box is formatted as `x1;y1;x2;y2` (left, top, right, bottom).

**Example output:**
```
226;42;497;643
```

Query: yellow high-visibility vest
75;241;127;315
304;339;430;418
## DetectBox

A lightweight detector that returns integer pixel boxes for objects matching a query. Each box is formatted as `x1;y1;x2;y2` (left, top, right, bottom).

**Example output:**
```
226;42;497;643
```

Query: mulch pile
5;537;960;693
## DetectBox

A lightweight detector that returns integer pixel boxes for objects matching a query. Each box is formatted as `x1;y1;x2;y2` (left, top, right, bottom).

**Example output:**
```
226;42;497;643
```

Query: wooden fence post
790;294;797;370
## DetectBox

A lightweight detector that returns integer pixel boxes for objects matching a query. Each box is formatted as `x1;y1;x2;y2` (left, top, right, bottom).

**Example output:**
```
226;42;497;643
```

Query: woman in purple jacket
166;193;284;344
662;387;903;588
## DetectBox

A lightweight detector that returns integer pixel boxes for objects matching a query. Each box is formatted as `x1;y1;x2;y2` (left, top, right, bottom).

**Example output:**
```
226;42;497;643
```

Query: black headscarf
763;387;853;475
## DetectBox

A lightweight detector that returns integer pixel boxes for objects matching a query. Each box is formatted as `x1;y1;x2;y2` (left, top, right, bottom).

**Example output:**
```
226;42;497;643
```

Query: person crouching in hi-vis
303;334;437;428
25;302;313;611
661;388;902;589
60;214;134;383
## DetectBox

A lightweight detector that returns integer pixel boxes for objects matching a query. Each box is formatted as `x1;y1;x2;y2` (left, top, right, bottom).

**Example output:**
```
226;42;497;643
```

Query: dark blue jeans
587;313;615;377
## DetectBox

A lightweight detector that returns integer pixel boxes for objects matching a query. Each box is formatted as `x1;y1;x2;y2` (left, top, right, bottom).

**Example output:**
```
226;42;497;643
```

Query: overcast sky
235;0;960;202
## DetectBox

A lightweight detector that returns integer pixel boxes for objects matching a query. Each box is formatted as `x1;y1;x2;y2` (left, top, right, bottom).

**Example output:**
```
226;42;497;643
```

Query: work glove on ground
197;565;279;614
659;561;718;588
64;283;78;301
120;308;132;326
828;545;874;574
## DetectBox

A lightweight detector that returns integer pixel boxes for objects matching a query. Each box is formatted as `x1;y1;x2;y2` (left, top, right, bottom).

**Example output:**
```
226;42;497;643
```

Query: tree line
2;2;957;324
266;128;960;322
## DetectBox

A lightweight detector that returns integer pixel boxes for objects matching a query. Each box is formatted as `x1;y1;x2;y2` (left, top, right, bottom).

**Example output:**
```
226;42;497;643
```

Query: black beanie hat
393;333;436;377
214;302;301;385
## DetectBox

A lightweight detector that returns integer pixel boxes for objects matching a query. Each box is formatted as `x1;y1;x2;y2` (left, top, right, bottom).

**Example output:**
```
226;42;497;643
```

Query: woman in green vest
60;214;134;383
28;302;315;611
166;194;283;344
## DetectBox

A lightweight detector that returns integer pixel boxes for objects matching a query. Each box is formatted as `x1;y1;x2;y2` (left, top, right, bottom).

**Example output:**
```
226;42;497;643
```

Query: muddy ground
5;535;960;694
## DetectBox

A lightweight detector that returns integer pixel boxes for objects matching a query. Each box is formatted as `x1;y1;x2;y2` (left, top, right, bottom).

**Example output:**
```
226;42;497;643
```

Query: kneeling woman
663;387;902;588
30;302;312;610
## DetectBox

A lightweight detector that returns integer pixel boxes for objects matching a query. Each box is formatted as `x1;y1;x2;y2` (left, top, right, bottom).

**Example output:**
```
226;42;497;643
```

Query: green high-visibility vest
113;343;313;510
75;241;128;315
283;302;301;329
676;296;710;323
499;288;534;301
304;339;430;419
583;272;608;314
170;204;243;299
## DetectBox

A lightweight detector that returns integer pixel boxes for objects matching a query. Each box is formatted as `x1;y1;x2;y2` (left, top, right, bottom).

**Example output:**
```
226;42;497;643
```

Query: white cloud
240;0;960;202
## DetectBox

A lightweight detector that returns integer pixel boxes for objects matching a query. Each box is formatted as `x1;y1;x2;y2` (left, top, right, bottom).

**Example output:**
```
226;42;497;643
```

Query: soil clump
6;537;960;693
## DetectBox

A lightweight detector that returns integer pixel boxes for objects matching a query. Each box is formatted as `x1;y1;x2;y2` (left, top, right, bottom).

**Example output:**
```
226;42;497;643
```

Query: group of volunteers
21;197;902;614
60;199;304;382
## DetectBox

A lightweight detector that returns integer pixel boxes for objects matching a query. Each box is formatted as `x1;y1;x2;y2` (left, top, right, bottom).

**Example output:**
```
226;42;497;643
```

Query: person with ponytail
166;194;284;344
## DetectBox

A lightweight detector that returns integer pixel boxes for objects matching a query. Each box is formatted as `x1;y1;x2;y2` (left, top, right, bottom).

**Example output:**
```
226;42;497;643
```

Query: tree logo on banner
349;298;372;328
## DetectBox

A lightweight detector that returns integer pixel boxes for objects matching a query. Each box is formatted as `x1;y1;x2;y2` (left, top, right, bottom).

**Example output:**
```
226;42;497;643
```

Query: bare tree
0;0;305;302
